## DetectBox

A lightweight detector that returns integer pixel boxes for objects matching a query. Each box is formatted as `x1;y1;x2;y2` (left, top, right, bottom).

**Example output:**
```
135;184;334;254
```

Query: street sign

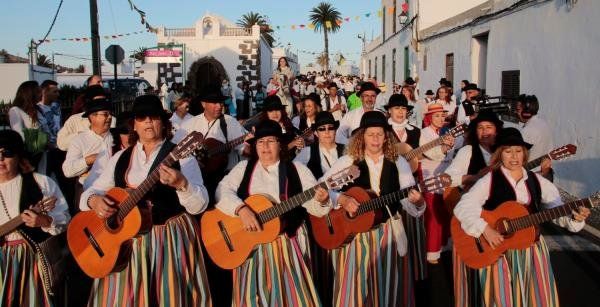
105;45;125;64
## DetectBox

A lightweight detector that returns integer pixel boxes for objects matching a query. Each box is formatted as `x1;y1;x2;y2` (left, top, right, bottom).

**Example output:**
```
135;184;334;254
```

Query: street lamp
399;11;408;26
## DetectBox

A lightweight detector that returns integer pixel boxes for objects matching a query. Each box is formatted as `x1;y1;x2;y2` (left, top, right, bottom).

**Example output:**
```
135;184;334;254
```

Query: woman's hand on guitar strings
482;225;504;249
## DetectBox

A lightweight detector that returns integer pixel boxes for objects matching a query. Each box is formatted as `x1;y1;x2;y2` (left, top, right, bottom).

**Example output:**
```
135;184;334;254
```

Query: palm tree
237;12;275;47
36;53;52;68
130;46;147;63
309;2;341;71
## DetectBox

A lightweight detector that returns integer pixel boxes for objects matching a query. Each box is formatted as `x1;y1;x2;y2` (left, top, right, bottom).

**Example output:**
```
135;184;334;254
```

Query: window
445;53;454;83
423;48;427;71
382;55;386;82
392;3;397;33
375;57;378;80
368;59;372;77
382;6;386;39
392;49;397;83
404;47;410;80
501;70;520;97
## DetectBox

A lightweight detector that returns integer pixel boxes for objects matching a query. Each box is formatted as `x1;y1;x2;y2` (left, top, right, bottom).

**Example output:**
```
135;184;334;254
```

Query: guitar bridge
218;221;234;252
84;227;104;257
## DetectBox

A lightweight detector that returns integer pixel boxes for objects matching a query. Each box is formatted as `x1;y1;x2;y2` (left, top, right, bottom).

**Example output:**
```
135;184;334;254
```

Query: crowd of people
0;56;592;307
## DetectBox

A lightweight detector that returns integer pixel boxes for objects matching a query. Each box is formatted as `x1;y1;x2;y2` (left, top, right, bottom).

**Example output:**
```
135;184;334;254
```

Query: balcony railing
222;28;252;36
163;27;195;37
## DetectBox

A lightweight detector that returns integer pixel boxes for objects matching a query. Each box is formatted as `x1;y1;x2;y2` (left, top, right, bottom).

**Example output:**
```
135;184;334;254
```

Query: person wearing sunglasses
0;129;70;306
80;95;211;306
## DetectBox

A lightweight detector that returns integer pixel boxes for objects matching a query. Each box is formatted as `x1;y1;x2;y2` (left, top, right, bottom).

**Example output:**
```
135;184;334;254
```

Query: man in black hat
445;111;504;189
455;83;481;125
323;82;347;121
294;111;344;179
335;81;381;145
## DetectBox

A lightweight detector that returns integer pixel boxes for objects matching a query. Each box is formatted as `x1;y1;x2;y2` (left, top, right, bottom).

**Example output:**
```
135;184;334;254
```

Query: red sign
145;50;181;57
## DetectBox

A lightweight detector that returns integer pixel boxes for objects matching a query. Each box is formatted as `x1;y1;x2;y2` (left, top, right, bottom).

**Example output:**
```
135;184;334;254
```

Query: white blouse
419;126;454;181
293;145;340;178
453;166;584;238
444;145;492;187
63;130;113;185
8;106;38;139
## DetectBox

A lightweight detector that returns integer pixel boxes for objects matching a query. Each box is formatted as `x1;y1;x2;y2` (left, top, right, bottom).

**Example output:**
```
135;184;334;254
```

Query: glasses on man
316;125;336;132
0;149;16;159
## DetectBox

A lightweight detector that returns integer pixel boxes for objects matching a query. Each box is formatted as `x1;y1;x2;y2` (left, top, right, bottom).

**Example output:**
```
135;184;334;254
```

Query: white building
362;0;600;196
272;47;299;77
139;13;273;92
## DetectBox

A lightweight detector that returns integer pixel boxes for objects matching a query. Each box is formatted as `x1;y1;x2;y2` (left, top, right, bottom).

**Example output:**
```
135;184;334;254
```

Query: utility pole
89;0;101;76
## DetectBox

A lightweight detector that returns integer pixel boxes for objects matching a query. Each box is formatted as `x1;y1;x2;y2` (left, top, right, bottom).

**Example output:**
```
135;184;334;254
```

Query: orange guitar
201;165;360;269
443;144;577;213
67;132;205;278
451;192;599;269
309;174;451;250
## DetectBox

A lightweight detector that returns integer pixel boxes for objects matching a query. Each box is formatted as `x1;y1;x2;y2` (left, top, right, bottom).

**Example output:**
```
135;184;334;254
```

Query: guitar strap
219;115;228;143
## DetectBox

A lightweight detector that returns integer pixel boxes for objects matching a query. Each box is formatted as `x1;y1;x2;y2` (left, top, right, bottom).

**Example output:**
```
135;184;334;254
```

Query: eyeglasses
256;138;279;147
0;149;16;159
134;115;161;121
316;126;336;132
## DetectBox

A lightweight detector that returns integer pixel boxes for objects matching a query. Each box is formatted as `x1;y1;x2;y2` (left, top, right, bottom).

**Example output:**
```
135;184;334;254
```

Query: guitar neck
404;138;443;161
508;198;594;232
256;182;328;224
115;155;176;221
525;154;550;170
355;185;417;215
0;217;24;237
209;134;248;155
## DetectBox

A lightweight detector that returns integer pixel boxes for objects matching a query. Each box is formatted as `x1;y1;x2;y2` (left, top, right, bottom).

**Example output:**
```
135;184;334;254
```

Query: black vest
467;145;488;175
342;159;402;216
114;142;183;225
237;159;306;236
17;172;51;243
392;124;421;149
483;169;542;212
306;143;345;179
298;117;309;132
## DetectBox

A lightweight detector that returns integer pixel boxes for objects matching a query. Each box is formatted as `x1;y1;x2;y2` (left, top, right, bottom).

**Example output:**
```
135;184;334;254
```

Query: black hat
439;77;447;84
0;130;25;157
464;83;480;91
263;95;285;111
404;77;416;85
84;85;107;101
425;90;434;96
311;111;339;131
327;82;339;89
357;82;381;96
83;98;112;117
384;94;413;111
352;111;391;135
247;120;283;144
468;111;504;132
302;92;322;108
132;95;168;119
199;86;228;103
110;111;132;135
493;127;533;151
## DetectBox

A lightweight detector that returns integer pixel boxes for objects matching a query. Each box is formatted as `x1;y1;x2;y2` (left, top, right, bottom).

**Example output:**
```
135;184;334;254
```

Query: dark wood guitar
0;198;68;296
443;144;577;213
451;192;599;268
67;132;204;278
201;165;360;269
309;174;451;250
396;124;468;172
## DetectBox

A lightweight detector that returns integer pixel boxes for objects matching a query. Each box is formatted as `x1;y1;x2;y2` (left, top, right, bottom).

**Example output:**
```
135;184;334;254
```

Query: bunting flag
402;3;409;13
325;20;332;28
37;29;150;44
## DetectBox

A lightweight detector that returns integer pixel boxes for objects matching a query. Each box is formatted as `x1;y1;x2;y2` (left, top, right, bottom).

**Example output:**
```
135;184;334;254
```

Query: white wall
0;64;53;103
260;38;273;86
419;0;488;30
418;0;600;196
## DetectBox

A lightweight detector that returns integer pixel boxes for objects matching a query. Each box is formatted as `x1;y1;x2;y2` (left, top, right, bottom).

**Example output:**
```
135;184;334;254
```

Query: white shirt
8;106;38;139
419;126;454;182
456;102;471;126
293;145;340;178
520;115;553;160
374;93;389;113
57;113;116;151
215;160;331;217
454;166;585;238
323;95;347;121
170;113;193;133
63;129;113;185
335;107;367;145
436;99;457;116
80;141;209;214
445;145;492;187
0;173;70;237
173;113;248;170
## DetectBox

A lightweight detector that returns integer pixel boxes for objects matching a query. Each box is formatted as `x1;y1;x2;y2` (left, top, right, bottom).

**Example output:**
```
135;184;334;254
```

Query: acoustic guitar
443;144;577;213
451;191;599;269
396;124;468;172
0;197;69;296
67;131;204;278
309;174;451;250
201;165;360;269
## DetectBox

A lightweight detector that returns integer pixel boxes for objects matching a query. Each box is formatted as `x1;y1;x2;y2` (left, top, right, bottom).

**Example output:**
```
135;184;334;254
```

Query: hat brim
311;120;340;131
384;104;414;111
424;109;448;115
357;87;381;96
493;140;533;151
83;106;112;118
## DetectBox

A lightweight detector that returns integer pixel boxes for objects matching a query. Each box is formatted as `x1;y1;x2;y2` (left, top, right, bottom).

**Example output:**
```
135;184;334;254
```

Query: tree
316;53;328;69
130;46;147;63
75;64;85;73
309;2;342;71
36;53;52;68
237;12;275;47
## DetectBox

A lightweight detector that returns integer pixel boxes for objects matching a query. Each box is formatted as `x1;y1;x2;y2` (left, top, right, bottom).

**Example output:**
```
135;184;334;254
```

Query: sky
0;0;383;69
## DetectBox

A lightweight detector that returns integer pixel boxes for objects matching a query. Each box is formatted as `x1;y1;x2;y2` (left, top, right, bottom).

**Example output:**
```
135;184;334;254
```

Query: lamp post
399;11;408;26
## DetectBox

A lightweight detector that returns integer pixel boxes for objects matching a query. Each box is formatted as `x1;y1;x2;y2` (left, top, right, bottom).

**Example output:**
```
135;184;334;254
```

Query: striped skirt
232;224;321;307
0;241;52;307
454;236;559;307
330;220;415;307
87;213;212;307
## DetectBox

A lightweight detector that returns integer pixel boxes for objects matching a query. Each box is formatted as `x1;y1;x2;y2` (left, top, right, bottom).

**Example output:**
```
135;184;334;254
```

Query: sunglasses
0;149;16;159
317;126;336;132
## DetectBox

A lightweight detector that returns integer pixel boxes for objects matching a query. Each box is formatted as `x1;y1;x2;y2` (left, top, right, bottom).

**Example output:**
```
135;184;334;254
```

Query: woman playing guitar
80;95;212;306
214;119;330;306
453;127;591;307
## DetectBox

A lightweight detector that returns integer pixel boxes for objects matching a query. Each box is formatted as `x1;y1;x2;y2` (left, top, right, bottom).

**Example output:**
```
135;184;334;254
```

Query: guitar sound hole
105;216;121;231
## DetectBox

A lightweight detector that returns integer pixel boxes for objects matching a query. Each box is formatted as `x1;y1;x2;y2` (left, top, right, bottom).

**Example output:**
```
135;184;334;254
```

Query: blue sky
0;0;383;69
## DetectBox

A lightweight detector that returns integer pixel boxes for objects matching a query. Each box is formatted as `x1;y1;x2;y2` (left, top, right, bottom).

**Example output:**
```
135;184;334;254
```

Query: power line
34;0;64;48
